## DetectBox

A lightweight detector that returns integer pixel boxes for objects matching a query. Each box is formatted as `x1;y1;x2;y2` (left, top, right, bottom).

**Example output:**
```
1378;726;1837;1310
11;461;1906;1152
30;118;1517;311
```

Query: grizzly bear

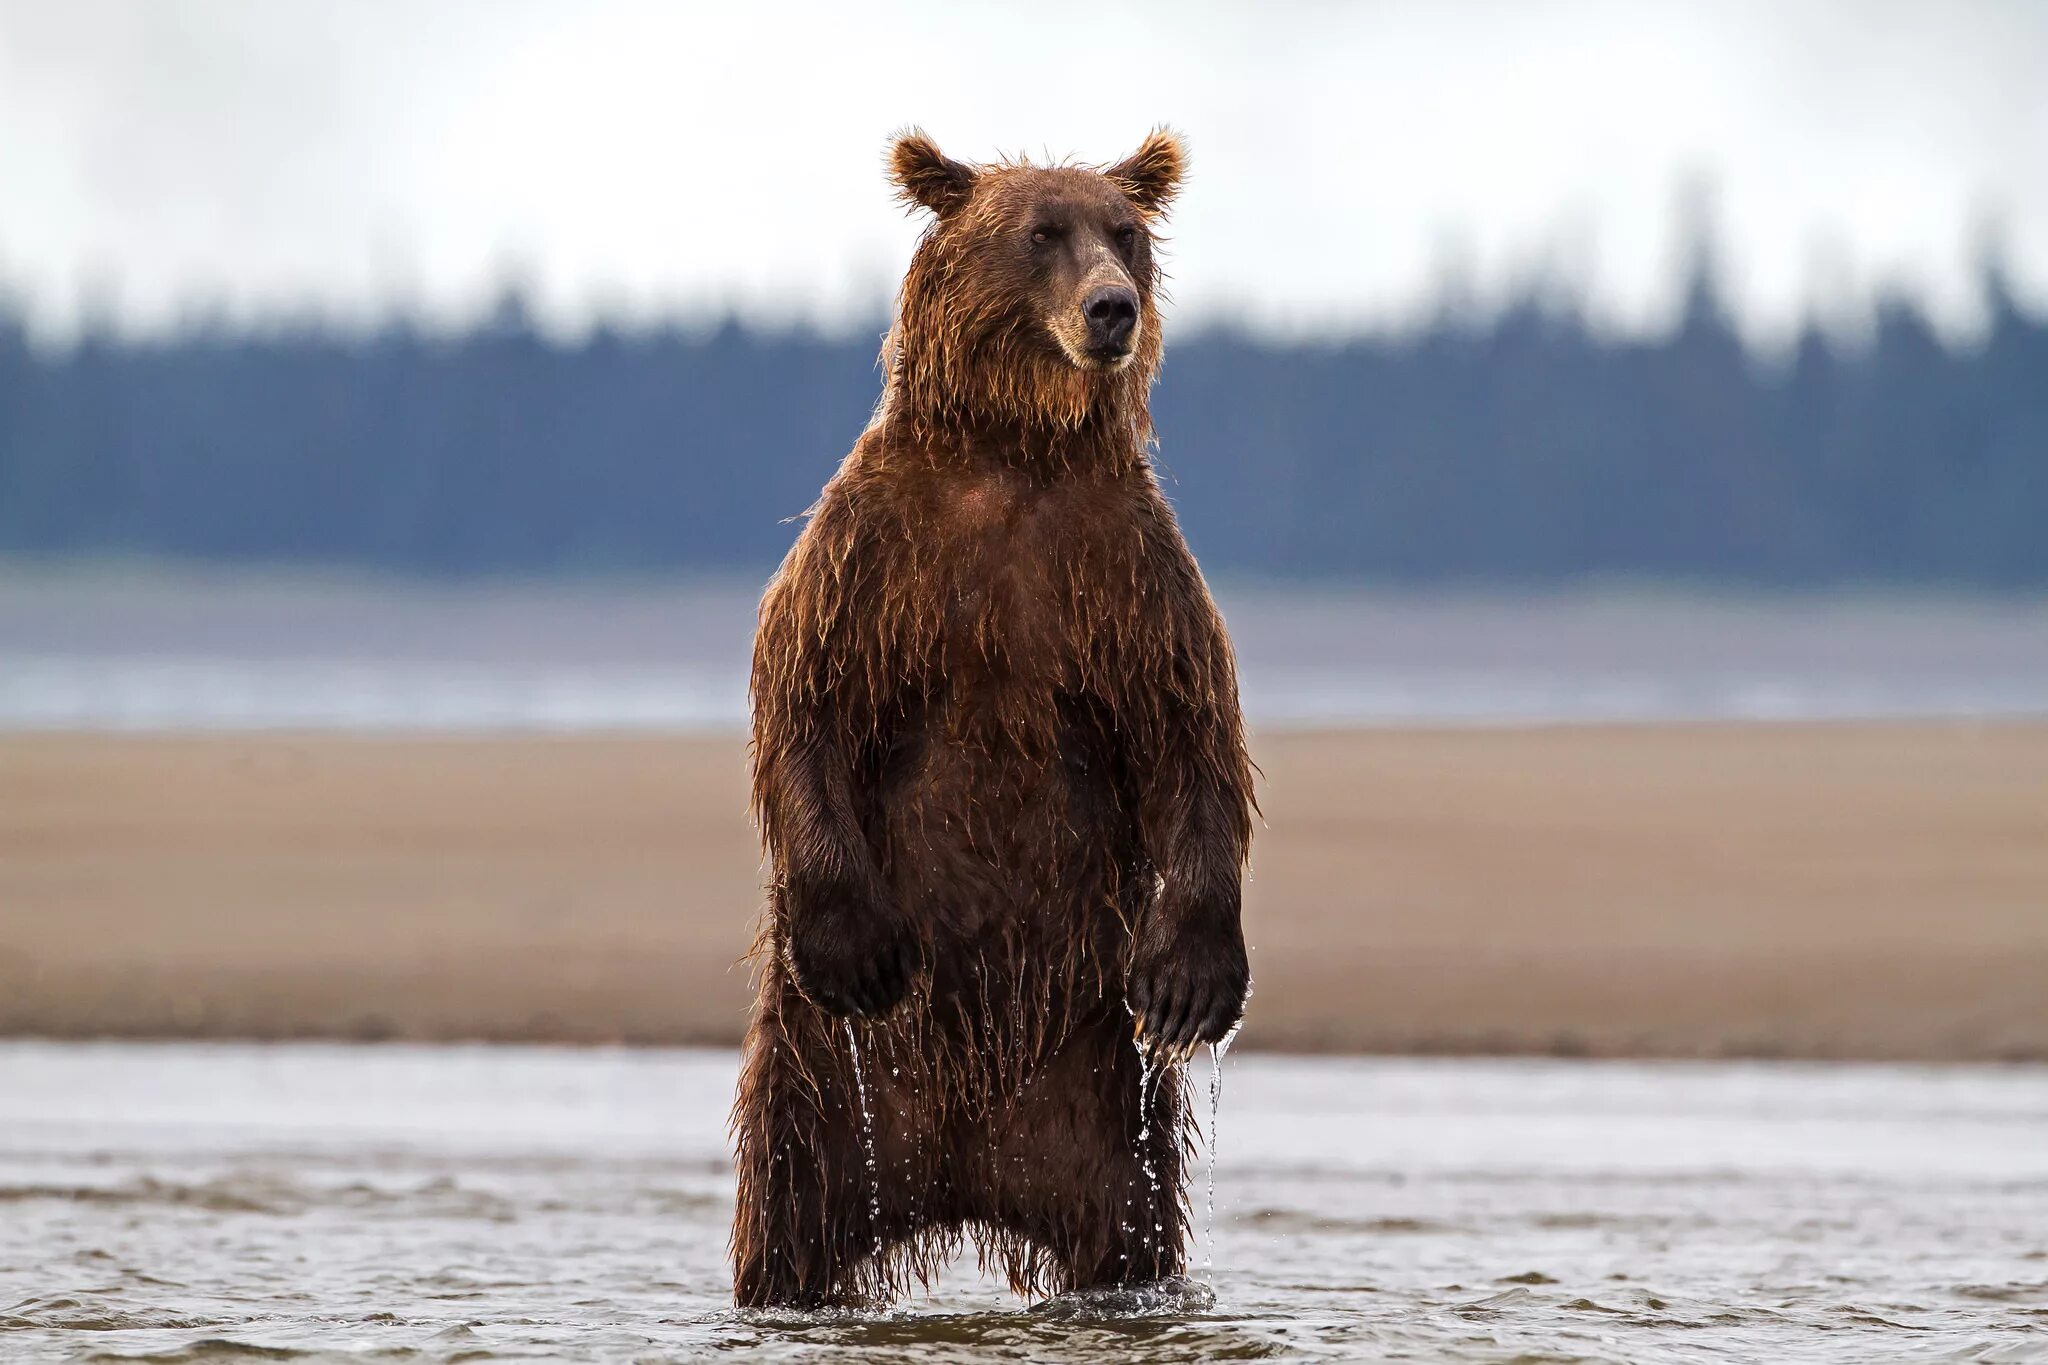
730;128;1254;1309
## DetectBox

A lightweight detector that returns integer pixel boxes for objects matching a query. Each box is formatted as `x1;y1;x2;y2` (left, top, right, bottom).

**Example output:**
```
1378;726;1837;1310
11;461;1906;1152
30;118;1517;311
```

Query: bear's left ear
888;128;978;218
1105;127;1187;217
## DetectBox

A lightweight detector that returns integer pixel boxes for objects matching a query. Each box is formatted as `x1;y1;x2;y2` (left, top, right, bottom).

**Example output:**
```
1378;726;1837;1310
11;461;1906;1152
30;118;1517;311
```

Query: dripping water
843;1019;883;1258
1133;1039;1166;1255
1203;1043;1220;1278
1202;1000;1247;1284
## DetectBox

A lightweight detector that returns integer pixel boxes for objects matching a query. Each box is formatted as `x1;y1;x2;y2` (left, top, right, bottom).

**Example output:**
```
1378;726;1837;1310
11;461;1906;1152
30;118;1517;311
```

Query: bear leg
730;991;947;1308
967;1022;1189;1297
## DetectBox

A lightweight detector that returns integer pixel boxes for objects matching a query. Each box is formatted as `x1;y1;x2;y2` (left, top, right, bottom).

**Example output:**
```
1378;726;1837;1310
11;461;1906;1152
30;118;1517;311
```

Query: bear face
883;130;1187;435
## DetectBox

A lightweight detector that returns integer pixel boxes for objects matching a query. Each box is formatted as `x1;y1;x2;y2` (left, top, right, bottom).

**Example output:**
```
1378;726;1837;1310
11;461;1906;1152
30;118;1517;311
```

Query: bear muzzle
1081;284;1140;365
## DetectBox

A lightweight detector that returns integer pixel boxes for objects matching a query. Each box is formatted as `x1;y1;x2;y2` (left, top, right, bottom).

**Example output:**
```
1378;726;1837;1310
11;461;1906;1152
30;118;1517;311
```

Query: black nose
1082;285;1138;352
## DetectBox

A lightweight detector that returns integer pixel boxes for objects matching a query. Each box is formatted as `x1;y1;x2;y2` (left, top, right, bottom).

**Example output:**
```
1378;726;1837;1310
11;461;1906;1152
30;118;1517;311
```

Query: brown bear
730;128;1254;1309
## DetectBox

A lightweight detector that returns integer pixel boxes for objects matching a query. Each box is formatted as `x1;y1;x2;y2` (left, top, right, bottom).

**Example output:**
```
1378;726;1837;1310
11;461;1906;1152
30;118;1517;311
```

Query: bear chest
927;477;1092;685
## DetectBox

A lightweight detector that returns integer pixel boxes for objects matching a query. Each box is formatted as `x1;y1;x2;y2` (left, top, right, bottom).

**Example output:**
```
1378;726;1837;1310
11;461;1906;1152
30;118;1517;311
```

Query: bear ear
888;128;978;218
1105;127;1187;217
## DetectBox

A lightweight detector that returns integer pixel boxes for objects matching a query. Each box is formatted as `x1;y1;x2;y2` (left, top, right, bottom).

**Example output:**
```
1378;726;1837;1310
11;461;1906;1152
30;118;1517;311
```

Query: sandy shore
2;724;2044;1060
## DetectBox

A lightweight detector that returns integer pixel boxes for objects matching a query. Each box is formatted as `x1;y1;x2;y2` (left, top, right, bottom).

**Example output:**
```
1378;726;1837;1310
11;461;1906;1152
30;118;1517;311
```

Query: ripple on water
0;1294;229;1333
81;1346;307;1364
0;1174;517;1222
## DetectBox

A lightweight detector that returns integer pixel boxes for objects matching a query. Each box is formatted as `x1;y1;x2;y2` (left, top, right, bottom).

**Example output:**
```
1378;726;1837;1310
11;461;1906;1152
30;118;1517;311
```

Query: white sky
1;0;2044;347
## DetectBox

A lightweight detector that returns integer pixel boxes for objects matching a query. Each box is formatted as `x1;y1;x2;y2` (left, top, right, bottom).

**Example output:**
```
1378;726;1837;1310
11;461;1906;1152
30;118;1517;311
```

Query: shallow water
2;1043;2045;1363
8;578;2048;729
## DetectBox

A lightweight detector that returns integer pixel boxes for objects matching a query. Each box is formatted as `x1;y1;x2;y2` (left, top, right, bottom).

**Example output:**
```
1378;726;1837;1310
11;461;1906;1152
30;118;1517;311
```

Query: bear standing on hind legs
730;127;1254;1309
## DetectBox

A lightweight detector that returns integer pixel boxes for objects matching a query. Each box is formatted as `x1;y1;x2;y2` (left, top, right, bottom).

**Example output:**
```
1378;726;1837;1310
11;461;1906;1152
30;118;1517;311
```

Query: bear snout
1081;284;1139;358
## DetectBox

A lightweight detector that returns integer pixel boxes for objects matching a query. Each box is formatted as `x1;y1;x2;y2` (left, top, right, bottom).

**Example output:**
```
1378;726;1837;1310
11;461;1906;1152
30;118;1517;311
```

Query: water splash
1032;1274;1217;1320
843;1019;883;1258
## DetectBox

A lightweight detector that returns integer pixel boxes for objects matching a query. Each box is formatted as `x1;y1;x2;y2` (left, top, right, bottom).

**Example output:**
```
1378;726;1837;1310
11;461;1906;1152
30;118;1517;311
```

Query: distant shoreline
7;575;2048;730
4;723;2045;1061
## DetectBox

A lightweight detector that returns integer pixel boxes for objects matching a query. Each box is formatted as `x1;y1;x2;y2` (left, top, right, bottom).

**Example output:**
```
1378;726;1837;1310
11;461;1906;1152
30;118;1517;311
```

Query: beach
3;723;2044;1060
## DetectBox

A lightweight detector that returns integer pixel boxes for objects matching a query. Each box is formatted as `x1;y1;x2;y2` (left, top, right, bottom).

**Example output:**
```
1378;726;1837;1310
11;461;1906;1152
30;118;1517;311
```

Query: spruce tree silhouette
0;222;2041;586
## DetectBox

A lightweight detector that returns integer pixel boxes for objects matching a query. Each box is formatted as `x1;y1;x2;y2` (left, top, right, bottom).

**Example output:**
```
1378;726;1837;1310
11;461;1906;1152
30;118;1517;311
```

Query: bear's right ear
1106;128;1186;217
888;128;977;218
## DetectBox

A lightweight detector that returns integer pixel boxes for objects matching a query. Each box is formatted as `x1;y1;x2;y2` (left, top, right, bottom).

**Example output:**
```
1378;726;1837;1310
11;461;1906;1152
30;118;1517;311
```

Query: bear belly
876;691;1143;1008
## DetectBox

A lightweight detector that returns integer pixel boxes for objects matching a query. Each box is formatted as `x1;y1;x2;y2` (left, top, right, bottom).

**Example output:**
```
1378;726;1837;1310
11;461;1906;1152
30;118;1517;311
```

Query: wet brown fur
730;129;1255;1309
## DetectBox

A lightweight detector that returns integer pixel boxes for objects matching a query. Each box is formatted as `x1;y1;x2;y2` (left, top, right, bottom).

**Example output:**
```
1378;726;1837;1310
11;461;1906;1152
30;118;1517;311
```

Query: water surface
7;577;2048;729
2;1043;2045;1362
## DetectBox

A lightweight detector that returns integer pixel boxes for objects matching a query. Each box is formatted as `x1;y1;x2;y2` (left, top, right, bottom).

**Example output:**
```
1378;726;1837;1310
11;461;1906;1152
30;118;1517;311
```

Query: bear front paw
783;885;921;1019
1127;917;1250;1052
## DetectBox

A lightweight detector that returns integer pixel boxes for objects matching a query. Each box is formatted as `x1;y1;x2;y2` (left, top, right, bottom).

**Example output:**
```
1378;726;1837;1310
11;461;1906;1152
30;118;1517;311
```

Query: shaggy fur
730;128;1255;1309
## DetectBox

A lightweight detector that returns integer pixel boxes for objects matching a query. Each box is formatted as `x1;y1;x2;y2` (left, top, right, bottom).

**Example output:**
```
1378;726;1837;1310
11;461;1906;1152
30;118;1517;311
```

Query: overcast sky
1;0;2043;347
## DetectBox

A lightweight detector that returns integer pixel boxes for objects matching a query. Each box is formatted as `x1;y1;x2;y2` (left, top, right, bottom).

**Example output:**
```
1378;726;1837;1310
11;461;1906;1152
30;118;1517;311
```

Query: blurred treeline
0;253;2043;585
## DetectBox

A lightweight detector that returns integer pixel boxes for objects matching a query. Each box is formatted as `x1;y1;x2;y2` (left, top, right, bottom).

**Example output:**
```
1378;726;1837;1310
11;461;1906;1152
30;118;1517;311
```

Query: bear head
882;129;1187;438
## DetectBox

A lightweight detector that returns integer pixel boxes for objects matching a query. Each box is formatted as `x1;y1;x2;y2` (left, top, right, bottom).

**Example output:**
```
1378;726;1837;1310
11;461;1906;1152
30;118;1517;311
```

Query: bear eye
1117;225;1139;247
1030;223;1060;245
